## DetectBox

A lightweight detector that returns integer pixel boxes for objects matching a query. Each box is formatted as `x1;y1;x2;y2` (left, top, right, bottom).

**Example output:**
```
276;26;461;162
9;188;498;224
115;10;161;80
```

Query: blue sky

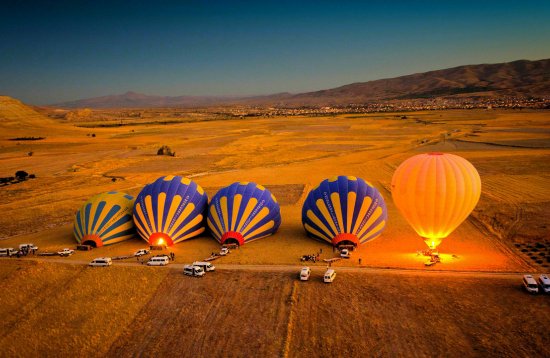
1;0;549;104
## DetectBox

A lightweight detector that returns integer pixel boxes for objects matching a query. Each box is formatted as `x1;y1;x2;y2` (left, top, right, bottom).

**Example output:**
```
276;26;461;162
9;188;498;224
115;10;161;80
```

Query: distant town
221;96;550;117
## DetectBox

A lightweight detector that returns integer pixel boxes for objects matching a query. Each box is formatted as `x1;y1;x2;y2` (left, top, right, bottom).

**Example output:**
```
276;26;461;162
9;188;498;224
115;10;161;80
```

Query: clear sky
1;0;549;104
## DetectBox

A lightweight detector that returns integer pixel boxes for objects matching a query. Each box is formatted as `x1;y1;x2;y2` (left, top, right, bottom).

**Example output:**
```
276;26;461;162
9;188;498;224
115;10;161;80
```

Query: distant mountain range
53;58;550;108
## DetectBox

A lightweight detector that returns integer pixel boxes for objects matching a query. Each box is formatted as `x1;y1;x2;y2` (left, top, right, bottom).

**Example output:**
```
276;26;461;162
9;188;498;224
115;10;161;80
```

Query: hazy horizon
1;0;550;105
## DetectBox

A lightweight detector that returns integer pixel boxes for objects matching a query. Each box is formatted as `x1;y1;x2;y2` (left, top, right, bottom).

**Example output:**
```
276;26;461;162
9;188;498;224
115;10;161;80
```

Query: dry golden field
1;96;550;356
1;260;549;357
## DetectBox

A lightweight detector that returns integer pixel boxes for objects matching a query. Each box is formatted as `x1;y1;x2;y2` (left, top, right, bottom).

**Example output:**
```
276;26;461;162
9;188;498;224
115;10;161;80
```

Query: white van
539;274;550;293
523;275;539;293
147;256;170;266
300;267;311;281
340;249;351;259
192;261;215;272
0;248;17;257
183;265;205;277
324;269;336;283
89;257;112;267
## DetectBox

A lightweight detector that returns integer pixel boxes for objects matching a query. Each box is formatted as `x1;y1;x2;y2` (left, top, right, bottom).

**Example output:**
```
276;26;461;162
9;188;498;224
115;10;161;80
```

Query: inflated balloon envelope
208;182;281;245
133;176;208;246
302;176;387;247
391;152;481;250
74;191;135;247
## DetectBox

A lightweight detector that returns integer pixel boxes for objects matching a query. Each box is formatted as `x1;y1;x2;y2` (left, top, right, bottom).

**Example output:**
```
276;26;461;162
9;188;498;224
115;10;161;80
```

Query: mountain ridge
51;58;550;108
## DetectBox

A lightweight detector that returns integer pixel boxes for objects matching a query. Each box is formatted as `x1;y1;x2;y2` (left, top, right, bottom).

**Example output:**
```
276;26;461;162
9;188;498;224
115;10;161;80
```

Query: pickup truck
134;249;150;257
340;249;351;259
219;247;230;256
58;248;75;257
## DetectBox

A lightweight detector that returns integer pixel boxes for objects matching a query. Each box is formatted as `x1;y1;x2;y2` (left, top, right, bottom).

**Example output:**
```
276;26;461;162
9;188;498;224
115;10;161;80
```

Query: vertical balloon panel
133;176;208;246
207;182;281;245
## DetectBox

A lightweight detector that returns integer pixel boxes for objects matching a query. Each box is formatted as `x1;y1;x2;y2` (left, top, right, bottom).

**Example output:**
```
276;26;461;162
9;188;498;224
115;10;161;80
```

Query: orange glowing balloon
391;152;481;249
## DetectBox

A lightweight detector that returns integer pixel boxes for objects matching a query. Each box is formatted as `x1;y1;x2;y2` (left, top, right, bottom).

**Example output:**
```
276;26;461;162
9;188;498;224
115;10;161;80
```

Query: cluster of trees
0;171;36;186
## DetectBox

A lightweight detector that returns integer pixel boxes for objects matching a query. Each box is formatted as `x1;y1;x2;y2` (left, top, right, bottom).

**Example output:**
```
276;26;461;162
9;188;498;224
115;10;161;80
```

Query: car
539;274;550;293
134;249;150;257
147;256;170;266
183;265;205;277
219;247;230;256
89;257;112;267
300;267;311;281
324;268;336;283
523;275;539;293
340;249;351;259
192;261;215;272
58;248;75;257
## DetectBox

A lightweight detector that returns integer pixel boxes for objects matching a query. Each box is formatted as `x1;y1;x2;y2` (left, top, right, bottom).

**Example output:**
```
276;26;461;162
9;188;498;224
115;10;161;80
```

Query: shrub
15;171;29;180
157;145;175;156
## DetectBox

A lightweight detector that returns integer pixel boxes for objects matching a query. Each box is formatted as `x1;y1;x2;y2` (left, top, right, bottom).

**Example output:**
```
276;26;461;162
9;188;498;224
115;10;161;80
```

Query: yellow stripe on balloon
88;200;98;234
196;183;205;195
352;196;372;234
357;206;382;238
220;196;229;232
330;192;344;233
243;220;274;240
174;226;205;243
164;195;182;232
316;198;339;235
207;217;222;239
90;201;107;234
163;175;175;181
145;195;157;233
242;207;270;236
237;198;258;232
157;192;166;234
181;177;191;185
172;214;203;241
362;220;386;241
135;202;153;237
231;194;242;231
167;203;196;236
210;205;224;236
304;223;332;242
346;191;357;233
307;210;333;238
134;220;150;241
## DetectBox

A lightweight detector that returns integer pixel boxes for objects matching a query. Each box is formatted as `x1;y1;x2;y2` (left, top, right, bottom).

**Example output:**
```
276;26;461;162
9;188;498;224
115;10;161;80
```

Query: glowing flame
157;238;165;246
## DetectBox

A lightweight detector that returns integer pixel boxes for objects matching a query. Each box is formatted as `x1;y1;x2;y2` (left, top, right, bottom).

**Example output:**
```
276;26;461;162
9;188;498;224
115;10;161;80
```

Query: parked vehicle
58;248;75;257
0;248;17;257
192;261;215;272
220;247;230;256
147;256;170;266
324;269;336;283
134;249;150;257
89;257;112;267
340;249;351;259
183;265;205;277
539;274;550;293
523;275;539;293
300;267;311;281
19;243;38;251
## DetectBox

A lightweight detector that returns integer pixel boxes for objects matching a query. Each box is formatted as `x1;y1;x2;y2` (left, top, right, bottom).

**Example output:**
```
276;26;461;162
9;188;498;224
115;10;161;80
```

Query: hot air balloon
207;182;281;245
133;176;208;246
391;152;481;250
302;176;387;247
74;191;135;247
